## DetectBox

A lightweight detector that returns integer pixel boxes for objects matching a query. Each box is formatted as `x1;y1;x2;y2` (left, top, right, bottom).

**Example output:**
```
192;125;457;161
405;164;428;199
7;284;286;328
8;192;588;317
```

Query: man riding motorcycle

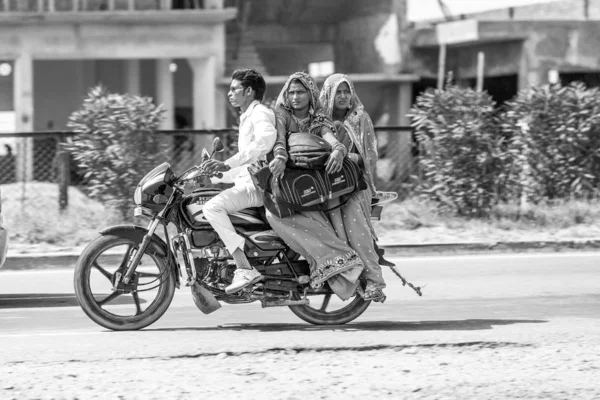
201;68;277;294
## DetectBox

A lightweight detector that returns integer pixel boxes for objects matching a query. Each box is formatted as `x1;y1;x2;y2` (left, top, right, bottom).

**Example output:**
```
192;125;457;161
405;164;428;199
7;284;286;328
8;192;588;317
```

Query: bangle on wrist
333;143;347;157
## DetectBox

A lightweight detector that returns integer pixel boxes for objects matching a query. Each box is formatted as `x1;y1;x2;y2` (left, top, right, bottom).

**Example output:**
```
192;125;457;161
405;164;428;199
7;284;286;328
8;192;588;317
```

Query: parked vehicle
73;138;399;331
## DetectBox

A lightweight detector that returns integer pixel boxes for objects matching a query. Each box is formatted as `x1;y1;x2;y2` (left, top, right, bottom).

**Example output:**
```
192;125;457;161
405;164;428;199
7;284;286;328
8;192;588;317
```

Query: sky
408;0;562;21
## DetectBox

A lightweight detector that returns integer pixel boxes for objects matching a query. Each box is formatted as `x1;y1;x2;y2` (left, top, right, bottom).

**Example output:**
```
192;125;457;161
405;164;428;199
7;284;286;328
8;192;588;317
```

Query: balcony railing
0;0;226;12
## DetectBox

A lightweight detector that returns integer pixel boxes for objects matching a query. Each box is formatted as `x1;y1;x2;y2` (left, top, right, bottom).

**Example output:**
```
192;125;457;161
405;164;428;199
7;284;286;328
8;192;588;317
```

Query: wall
335;0;408;74
423;0;597;22
29;59;188;131
500;21;600;86
257;44;333;76
411;40;523;79
33;60;93;130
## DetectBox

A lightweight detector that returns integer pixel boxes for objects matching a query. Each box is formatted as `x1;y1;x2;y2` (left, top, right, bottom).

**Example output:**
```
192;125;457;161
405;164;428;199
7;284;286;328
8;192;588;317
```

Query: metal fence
0;0;226;12
0;126;414;220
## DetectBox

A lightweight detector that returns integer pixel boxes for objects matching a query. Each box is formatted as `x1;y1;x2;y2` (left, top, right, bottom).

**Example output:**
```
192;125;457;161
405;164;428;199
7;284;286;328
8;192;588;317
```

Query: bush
501;82;600;202
409;84;510;217
64;85;166;219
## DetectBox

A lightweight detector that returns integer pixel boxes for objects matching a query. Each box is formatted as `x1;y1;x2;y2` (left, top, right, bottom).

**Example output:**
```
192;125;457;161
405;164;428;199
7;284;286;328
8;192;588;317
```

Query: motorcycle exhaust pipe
191;282;222;314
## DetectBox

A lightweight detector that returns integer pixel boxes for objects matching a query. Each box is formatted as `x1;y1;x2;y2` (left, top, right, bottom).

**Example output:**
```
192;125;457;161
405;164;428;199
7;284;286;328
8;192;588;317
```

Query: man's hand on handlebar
202;159;230;174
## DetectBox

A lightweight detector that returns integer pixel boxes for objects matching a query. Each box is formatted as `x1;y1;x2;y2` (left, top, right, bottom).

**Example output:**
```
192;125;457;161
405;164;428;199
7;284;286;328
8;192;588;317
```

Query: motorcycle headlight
134;186;142;205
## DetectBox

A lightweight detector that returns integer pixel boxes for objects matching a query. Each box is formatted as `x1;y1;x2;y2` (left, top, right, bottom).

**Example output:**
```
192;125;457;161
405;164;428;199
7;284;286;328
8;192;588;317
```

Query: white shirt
224;100;277;185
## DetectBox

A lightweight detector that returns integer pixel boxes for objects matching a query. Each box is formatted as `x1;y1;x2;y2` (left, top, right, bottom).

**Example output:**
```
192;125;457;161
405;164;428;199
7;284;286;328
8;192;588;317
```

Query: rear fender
99;225;180;285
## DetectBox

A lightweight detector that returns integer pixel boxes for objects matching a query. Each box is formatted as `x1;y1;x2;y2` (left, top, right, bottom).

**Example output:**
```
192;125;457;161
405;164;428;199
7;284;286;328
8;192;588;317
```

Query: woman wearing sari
318;73;387;302
265;72;365;301
266;72;386;302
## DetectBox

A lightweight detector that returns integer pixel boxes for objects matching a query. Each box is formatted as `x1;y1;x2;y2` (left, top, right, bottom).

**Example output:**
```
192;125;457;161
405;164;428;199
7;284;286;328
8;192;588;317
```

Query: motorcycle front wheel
288;292;370;325
74;234;176;331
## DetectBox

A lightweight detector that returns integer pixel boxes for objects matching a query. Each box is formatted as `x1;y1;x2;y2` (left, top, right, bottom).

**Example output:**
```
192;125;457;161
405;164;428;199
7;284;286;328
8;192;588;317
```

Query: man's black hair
231;68;266;101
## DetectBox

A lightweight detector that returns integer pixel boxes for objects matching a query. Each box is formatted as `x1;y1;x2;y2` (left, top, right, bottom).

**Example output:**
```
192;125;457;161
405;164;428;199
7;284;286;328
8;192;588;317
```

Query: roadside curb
380;238;600;256
3;252;81;271
3;239;600;271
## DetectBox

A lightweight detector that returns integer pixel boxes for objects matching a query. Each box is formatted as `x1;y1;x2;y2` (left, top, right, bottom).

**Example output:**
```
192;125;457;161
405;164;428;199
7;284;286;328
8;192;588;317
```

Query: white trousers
202;183;264;254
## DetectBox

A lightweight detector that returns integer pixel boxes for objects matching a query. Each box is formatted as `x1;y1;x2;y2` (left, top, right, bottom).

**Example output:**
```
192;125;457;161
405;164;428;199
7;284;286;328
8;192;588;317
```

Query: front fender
99;225;180;287
100;225;169;257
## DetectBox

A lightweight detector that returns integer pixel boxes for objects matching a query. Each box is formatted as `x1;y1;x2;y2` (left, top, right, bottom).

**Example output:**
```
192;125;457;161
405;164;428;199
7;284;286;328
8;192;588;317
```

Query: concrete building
0;0;417;183
0;0;235;181
6;0;599;183
410;0;600;103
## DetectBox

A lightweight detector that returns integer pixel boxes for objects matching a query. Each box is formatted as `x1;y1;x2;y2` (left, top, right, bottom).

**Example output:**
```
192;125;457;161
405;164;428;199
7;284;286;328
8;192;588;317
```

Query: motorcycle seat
230;206;269;226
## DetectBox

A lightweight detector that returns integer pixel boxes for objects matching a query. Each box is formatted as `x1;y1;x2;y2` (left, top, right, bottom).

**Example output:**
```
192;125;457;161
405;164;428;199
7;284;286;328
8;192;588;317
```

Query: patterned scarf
320;73;378;193
275;72;336;136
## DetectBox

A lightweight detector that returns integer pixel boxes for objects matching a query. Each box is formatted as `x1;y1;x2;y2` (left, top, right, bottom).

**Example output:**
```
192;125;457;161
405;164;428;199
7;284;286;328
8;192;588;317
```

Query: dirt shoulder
7;223;600;257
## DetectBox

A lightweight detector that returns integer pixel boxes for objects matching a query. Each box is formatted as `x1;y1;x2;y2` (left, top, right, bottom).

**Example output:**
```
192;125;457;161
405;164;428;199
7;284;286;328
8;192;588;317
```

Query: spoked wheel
74;234;176;331
288;291;370;325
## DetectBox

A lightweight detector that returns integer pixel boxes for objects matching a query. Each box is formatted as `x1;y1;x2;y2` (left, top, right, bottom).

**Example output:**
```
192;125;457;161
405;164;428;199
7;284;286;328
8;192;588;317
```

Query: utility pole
436;0;452;90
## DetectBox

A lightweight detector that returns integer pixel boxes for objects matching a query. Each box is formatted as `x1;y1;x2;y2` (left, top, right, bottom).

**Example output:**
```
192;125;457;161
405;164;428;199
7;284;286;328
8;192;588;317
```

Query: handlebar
176;166;223;188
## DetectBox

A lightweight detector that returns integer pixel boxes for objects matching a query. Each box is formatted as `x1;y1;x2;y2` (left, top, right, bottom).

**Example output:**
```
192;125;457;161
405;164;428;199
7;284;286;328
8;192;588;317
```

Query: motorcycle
74;137;402;331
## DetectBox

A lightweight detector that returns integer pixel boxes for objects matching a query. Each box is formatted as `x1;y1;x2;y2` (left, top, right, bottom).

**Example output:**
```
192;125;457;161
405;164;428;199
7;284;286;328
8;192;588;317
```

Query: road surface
1;252;599;399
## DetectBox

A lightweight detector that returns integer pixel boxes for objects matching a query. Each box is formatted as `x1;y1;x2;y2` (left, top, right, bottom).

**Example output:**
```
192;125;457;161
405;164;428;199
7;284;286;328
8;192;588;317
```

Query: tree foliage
502;82;600;201
410;84;510;217
64;86;166;219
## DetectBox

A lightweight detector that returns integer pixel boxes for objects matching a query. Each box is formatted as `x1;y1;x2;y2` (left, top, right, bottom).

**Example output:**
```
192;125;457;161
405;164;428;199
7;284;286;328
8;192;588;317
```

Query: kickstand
388;265;423;297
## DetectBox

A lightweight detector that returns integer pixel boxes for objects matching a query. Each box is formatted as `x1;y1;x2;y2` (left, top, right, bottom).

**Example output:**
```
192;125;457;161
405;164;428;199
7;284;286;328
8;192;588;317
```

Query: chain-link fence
0;127;415;237
0;0;222;12
373;126;416;197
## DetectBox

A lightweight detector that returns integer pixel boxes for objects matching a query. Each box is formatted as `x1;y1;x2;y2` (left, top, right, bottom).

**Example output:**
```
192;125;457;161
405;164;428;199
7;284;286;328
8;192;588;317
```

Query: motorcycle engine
193;245;236;287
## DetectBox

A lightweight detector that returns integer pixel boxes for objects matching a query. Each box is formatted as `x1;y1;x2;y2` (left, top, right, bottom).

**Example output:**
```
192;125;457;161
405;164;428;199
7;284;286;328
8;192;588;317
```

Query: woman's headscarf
320;73;378;194
275;72;335;136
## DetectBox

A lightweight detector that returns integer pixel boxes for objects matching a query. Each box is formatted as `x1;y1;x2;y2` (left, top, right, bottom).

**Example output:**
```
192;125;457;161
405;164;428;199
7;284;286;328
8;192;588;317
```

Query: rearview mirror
212;137;224;154
200;148;210;162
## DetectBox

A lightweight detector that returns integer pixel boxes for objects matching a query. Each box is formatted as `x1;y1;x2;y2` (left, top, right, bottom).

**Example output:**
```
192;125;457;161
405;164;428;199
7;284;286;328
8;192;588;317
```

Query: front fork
171;228;197;286
121;218;161;285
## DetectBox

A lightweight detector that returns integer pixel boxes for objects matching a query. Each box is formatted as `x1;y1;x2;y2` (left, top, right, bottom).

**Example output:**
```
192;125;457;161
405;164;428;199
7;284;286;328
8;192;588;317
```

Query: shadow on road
145;319;547;333
0;293;145;308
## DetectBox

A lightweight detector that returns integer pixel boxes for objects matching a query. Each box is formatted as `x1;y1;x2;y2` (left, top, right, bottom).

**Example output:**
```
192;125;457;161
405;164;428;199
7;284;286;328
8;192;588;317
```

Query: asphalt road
1;252;599;399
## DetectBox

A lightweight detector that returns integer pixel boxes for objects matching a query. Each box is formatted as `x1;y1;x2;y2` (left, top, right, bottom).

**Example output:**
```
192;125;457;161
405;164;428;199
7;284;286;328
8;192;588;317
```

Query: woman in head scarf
319;73;387;302
265;72;365;301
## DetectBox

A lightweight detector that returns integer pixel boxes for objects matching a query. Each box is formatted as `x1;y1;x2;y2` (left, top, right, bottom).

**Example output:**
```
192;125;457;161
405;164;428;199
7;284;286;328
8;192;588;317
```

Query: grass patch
1;182;122;246
491;200;600;228
376;197;600;242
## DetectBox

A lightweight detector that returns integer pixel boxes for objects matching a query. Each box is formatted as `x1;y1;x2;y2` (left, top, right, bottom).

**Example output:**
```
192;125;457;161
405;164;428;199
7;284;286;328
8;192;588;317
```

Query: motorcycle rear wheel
74;234;176;331
289;292;370;325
